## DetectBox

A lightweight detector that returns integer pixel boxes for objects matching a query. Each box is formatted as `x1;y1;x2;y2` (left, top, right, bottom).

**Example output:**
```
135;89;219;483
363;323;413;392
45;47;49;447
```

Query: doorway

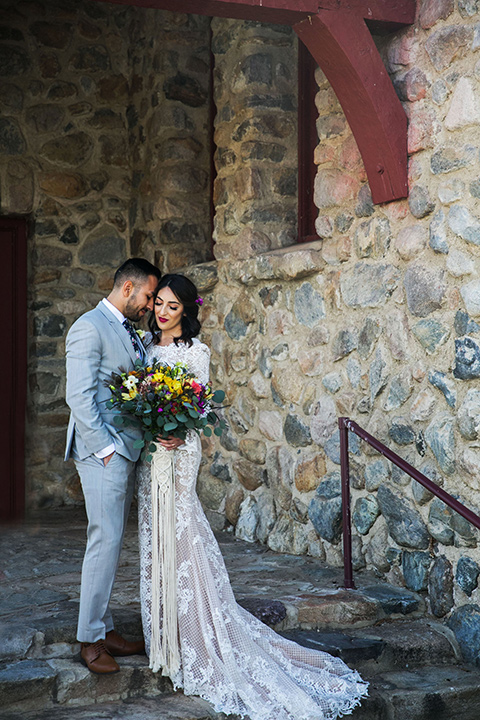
0;217;27;522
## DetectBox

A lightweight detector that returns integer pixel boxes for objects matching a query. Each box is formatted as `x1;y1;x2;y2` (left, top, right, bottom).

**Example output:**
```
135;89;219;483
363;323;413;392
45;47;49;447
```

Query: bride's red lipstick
158;317;168;323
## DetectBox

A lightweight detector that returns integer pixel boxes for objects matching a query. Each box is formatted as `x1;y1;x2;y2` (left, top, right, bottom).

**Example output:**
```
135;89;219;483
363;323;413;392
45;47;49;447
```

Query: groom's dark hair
113;258;161;287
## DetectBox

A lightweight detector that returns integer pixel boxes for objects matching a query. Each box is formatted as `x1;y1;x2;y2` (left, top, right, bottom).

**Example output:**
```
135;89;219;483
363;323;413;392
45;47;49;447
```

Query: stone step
1;693;224;720
275;582;425;632
2;664;480;720
281;618;461;674
1;581;425;670
351;665;480;720
0;611;462;715
0;654;172;714
0;609;143;664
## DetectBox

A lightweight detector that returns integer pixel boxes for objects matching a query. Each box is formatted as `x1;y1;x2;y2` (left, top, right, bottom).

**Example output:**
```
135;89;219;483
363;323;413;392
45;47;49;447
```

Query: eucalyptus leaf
149;443;157;452
214;426;223;437
164;421;178;431
134;438;145;449
213;390;225;403
203;426;212;437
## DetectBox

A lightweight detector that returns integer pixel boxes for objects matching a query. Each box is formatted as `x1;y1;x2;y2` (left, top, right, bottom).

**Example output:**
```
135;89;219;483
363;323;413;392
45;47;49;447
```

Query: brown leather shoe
80;639;119;674
105;629;145;656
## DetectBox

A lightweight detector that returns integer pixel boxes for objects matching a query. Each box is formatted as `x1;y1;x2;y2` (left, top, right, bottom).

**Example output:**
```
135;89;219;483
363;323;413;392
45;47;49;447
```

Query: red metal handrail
338;416;480;590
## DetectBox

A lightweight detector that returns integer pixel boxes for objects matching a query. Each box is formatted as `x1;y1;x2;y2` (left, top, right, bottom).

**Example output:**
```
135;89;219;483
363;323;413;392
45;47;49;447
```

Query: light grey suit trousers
65;301;143;643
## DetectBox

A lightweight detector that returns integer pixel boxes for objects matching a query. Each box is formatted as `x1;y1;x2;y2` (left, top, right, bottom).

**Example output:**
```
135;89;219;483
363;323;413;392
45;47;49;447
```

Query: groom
65;257;161;674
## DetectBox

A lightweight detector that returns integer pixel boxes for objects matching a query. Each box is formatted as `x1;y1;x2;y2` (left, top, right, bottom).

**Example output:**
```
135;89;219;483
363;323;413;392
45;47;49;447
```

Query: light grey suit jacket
64;301;142;462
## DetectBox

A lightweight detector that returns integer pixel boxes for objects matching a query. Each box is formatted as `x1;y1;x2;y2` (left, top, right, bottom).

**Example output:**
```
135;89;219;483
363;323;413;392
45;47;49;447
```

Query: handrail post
339;417;355;589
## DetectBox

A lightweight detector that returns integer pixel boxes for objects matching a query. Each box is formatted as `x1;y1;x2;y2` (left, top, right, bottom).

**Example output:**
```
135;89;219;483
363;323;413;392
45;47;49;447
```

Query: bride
137;273;368;720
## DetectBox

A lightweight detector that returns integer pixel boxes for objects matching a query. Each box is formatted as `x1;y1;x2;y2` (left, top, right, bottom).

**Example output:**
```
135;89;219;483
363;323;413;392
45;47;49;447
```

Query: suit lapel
97;301;138;365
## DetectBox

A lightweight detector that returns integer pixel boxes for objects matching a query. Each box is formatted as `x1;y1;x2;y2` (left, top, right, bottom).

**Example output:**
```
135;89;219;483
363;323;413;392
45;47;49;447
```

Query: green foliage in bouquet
107;359;226;461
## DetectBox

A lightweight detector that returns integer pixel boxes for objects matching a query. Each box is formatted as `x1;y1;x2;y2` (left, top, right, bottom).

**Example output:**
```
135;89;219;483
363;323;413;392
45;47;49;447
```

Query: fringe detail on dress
150;446;180;677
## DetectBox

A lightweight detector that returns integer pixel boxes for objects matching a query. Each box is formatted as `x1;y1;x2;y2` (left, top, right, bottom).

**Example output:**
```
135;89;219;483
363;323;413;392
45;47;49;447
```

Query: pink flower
191;380;202;396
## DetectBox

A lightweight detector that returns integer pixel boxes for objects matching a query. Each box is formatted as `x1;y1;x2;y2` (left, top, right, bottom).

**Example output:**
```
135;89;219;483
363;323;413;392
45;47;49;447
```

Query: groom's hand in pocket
103;452;115;466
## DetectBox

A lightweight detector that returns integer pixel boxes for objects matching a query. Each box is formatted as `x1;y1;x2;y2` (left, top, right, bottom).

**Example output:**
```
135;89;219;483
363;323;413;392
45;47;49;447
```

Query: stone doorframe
93;0;416;204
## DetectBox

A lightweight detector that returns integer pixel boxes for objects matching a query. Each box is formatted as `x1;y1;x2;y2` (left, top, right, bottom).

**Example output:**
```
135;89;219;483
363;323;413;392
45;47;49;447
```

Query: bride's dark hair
148;273;201;347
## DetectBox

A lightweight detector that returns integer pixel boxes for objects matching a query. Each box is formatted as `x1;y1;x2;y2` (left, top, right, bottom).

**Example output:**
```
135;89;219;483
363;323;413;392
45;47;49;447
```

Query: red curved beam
294;10;409;203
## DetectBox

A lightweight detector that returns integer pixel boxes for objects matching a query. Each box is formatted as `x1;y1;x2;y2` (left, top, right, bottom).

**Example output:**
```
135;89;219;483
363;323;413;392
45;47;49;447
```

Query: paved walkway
0;506;421;654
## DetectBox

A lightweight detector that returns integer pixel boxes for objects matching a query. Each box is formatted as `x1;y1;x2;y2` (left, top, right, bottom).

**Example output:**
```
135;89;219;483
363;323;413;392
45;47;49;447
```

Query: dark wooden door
0;218;27;523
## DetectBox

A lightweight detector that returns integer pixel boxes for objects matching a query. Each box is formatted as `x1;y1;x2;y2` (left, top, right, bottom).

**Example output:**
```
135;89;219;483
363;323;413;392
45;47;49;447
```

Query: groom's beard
124;294;149;323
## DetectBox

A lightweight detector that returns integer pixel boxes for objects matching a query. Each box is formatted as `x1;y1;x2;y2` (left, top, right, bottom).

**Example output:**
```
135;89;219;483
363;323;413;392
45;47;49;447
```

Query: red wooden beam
294;10;409;203
93;0;317;24
318;1;415;27
94;0;415;27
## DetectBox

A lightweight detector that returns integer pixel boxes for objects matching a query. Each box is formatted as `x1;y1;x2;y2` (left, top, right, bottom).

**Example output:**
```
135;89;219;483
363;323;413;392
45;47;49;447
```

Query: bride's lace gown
137;336;368;720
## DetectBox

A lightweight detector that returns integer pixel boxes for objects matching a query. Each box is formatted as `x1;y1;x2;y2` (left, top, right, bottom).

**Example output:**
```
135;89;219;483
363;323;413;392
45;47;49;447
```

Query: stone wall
0;0;212;505
193;1;480;619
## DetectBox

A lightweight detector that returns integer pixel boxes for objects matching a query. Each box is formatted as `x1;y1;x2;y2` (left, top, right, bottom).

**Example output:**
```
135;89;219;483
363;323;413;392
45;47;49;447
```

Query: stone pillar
129;10;213;271
211;18;298;260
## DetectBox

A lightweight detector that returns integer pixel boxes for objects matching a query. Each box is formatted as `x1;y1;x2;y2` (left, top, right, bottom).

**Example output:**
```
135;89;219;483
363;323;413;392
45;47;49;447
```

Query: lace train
137;338;368;720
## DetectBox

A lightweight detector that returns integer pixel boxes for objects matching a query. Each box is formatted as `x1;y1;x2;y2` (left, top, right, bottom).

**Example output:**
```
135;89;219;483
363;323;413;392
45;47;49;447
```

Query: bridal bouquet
107;359;226;461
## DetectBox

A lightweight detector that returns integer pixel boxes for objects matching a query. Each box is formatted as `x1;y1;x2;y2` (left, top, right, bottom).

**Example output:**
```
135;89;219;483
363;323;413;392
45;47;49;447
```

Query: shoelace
89;638;109;658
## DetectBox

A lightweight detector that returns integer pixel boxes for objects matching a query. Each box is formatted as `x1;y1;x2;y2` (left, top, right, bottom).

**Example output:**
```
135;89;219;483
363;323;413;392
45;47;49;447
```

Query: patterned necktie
123;319;144;360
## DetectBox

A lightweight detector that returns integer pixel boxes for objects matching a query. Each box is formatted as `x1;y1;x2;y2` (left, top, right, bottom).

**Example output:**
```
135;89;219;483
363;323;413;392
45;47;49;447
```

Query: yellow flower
165;378;183;395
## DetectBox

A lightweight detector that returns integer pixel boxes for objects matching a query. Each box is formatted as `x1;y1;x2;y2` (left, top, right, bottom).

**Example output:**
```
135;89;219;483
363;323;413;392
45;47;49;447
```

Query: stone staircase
285;622;479;720
1;600;479;719
1;511;480;719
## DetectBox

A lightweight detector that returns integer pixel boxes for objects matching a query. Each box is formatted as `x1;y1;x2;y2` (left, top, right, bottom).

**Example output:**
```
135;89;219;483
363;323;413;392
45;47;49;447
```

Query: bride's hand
158;435;185;451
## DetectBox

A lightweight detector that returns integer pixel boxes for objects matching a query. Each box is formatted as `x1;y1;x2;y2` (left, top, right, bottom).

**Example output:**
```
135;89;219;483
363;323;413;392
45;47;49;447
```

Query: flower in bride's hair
195;297;203;306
